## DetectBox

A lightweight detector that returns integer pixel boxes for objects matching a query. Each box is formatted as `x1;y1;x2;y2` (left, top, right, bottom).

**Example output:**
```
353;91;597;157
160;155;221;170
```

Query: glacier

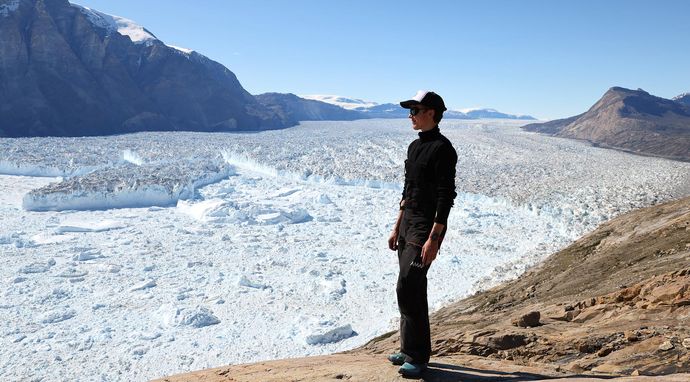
1;119;689;381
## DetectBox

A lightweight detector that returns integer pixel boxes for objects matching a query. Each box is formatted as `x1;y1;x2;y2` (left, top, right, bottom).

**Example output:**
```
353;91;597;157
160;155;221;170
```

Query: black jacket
401;126;457;225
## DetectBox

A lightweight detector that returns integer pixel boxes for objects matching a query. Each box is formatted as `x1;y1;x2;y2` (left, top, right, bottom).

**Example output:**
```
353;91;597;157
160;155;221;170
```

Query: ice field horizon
2;119;690;381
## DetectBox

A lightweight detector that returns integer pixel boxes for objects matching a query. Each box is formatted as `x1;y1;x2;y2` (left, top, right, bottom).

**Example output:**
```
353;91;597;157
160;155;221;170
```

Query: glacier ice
1;119;689;382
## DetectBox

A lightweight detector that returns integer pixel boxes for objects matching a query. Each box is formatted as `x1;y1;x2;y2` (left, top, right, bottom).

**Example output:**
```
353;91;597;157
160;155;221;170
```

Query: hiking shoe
398;362;427;377
387;352;405;365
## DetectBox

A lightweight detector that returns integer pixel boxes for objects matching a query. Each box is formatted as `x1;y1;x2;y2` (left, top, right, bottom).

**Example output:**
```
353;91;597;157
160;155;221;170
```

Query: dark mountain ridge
0;0;289;137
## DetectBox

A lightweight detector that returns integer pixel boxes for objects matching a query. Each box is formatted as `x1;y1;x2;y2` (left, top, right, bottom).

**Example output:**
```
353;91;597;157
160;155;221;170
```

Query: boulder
512;311;541;327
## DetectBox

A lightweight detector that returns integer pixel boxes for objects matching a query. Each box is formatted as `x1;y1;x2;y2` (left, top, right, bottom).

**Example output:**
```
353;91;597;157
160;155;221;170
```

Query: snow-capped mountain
255;93;363;122
461;108;536;120
674;92;690;106
72;3;158;45
0;0;289;137
301;95;378;110
302;95;535;120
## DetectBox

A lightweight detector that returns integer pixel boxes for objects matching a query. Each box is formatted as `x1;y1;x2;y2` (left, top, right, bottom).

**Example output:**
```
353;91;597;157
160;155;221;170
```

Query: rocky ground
155;196;690;381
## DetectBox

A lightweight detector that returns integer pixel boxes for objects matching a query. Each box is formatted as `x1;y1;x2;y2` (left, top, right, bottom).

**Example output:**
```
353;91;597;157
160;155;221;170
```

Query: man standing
387;90;457;377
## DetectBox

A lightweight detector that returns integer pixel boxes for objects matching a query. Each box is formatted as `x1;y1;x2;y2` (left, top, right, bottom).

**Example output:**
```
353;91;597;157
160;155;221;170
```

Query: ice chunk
19;259;56;274
255;209;311;225
161;305;220;328
56;268;89;278
317;193;333;204
56;220;126;233
138;332;161;341
72;249;104;261
23;161;234;211
130;279;157;292
238;275;269;290
305;324;356;345
40;309;77;324
0;232;36;248
177;199;230;222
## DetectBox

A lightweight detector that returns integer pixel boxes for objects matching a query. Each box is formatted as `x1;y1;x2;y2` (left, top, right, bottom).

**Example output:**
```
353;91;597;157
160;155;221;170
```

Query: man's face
408;106;436;131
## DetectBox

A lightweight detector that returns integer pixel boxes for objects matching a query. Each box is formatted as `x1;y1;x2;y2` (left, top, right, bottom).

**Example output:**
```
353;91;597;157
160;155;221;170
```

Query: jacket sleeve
433;143;457;225
401;142;414;206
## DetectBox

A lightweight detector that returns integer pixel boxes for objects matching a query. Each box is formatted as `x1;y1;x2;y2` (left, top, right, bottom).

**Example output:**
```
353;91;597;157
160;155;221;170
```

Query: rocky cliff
523;87;690;161
0;0;289;137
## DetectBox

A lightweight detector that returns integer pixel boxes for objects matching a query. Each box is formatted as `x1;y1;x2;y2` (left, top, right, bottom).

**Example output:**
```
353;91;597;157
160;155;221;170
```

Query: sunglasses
409;107;429;116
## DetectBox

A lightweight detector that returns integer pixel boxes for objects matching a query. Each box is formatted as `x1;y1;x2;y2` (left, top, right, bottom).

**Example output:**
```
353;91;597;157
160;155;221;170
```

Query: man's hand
388;230;399;251
421;238;439;266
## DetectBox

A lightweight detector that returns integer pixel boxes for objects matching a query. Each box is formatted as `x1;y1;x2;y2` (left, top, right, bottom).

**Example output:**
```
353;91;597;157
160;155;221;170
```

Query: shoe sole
398;370;423;378
398;364;427;377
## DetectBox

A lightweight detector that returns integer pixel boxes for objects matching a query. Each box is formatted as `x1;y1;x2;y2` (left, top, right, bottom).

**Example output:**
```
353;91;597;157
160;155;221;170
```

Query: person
387;90;457;377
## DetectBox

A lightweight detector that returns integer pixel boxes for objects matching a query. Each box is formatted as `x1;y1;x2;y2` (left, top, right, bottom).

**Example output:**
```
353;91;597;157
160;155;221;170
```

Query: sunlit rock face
523;87;690;161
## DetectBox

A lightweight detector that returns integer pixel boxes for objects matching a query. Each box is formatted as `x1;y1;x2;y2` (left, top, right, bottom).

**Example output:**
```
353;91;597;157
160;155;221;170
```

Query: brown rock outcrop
523;87;690;161
512;311;540;327
361;196;690;376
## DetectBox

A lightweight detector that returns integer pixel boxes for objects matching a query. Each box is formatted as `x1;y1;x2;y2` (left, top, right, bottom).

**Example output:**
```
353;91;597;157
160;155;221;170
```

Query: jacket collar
418;125;440;141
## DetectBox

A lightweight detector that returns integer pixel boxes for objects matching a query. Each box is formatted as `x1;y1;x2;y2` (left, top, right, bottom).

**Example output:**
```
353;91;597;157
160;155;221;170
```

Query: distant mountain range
301;95;536;120
523;87;690;161
0;0;535;137
254;93;362;122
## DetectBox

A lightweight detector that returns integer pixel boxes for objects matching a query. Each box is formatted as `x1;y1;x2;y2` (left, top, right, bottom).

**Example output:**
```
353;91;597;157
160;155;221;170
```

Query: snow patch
72;4;157;44
167;44;194;54
673;92;689;101
0;0;19;17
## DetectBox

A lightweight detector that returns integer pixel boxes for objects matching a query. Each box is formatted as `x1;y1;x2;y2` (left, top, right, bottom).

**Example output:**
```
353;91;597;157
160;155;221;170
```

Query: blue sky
73;0;690;119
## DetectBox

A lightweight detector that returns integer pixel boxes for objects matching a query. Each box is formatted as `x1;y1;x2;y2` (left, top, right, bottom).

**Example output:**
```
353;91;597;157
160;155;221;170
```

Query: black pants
396;210;432;364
